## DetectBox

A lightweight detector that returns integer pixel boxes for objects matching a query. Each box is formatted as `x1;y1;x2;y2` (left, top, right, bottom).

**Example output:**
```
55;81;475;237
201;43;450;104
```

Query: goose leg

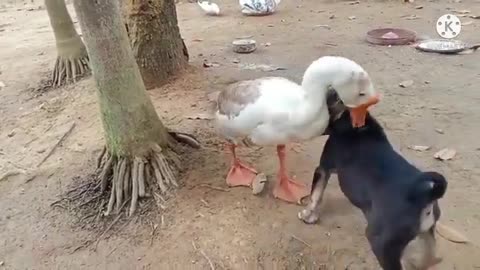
273;144;309;204
225;144;258;187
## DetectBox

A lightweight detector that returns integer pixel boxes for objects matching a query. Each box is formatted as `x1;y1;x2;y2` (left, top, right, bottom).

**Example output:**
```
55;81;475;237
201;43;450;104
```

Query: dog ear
409;172;447;204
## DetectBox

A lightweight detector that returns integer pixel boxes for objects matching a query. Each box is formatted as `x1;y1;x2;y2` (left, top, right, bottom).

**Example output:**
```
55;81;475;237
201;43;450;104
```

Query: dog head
402;227;442;270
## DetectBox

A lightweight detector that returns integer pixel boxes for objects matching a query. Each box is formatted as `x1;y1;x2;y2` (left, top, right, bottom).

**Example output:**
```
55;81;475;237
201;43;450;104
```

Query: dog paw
298;208;320;224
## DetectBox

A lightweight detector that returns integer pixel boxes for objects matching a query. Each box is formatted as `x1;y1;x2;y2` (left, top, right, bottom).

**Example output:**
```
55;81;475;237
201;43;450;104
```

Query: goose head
332;69;379;128
302;56;380;128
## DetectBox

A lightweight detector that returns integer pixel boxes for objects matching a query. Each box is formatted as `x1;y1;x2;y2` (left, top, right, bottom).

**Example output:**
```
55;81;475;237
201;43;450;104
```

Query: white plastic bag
239;0;281;16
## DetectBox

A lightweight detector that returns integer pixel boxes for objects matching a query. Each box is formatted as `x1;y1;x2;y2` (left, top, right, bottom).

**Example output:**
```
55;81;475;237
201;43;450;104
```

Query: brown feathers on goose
217;80;263;120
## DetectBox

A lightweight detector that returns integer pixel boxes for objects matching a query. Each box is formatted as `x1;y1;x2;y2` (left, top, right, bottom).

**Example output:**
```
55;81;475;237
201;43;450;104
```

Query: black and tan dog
300;91;447;270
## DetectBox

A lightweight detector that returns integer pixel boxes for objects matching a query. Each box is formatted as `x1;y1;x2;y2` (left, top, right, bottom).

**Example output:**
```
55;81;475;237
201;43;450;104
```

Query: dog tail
408;172;448;204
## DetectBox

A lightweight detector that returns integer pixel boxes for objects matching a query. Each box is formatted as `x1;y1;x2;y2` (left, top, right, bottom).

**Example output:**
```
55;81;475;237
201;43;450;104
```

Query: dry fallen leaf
239;63;287;72
348;15;356;20
402;14;421;20
470;15;480;19
435;128;444;134
462;21;473;26
436;222;469;244
7;129;16;137
434;148;456;161
415;5;423;9
399;80;414;88
409;145;431;152
203;61;220;68
236;35;254;39
186;113;213;120
314;24;331;29
454;9;471;14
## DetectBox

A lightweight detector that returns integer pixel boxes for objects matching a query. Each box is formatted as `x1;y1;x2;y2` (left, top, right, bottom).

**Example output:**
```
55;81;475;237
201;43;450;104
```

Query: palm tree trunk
73;0;198;216
45;0;90;87
125;0;189;90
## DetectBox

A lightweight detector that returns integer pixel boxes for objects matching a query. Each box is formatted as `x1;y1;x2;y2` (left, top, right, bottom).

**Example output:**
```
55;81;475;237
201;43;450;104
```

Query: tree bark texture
126;0;189;90
73;0;195;216
73;0;171;158
45;0;90;86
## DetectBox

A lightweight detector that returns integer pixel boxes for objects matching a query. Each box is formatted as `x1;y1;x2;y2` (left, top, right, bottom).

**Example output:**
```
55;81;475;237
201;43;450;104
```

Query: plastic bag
239;0;280;16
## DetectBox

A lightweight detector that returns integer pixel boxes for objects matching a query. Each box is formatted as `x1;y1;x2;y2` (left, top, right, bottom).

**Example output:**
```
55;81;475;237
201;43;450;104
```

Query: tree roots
96;142;187;217
52;55;90;87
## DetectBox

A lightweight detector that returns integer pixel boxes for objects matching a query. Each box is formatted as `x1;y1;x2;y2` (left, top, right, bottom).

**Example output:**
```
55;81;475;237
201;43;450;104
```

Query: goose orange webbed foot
273;144;309;204
224;143;258;187
273;174;309;204
226;160;258;187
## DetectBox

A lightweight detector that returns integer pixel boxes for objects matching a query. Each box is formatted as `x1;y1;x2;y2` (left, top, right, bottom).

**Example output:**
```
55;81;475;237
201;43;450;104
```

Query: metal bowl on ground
232;39;257;53
415;39;479;54
366;28;417;46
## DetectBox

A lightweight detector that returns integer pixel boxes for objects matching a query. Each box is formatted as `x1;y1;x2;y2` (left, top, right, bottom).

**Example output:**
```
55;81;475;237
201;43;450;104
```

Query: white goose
215;56;380;204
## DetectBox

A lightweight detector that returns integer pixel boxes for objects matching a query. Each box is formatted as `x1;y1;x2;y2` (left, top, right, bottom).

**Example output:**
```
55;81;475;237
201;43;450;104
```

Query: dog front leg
298;167;330;224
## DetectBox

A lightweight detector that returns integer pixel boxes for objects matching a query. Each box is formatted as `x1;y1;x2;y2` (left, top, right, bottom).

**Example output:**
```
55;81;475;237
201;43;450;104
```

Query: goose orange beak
349;94;380;128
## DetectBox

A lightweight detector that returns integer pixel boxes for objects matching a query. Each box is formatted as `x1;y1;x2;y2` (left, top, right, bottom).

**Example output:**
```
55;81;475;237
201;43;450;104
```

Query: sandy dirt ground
1;0;480;269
